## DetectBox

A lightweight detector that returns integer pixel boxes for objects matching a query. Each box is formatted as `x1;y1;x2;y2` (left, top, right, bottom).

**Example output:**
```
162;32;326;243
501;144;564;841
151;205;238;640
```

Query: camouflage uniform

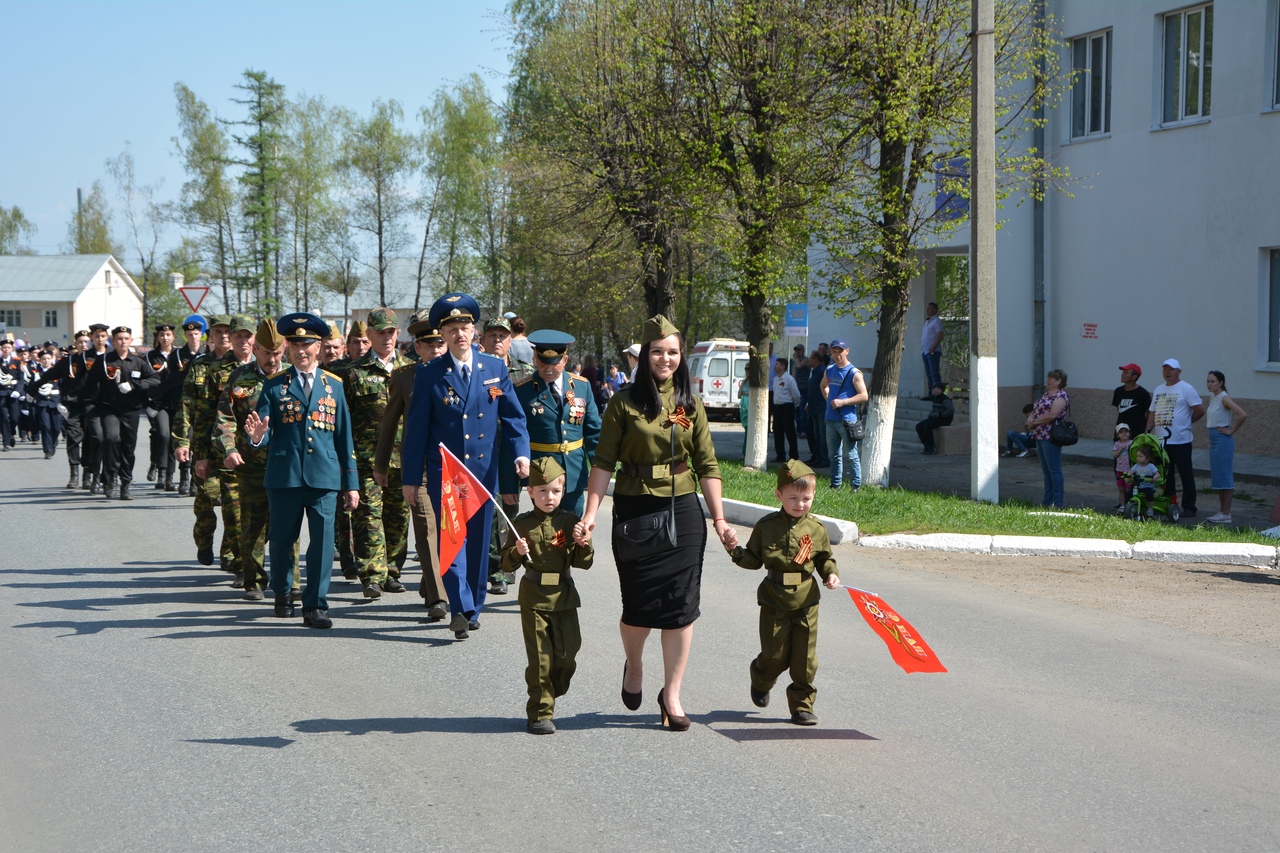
173;349;228;567
344;346;415;593
213;361;299;594
195;350;253;576
325;355;357;578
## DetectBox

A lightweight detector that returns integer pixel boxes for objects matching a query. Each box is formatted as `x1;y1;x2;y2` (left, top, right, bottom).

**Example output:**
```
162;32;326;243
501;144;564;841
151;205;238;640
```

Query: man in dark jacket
916;384;955;456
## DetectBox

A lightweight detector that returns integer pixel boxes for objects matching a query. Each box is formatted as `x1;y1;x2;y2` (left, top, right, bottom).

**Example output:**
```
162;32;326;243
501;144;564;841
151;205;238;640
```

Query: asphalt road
2;444;1278;852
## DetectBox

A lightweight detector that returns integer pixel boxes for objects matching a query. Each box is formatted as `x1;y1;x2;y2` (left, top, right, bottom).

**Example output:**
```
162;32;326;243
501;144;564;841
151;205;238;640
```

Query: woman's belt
619;461;689;478
529;439;584;454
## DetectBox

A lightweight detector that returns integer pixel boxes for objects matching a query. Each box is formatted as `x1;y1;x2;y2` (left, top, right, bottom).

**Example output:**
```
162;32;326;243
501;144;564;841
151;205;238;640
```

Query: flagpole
439;442;528;564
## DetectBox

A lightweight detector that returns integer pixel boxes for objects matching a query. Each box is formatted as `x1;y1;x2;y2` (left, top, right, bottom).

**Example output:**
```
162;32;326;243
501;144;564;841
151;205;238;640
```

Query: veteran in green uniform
192;315;255;586
374;311;449;620
214;319;300;600
326;320;365;580
728;459;838;726
500;457;594;735
481;316;535;594
174;316;234;569
344;308;415;598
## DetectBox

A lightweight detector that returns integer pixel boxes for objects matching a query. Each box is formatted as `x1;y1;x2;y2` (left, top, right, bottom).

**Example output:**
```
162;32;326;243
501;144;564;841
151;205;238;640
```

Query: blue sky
0;0;514;262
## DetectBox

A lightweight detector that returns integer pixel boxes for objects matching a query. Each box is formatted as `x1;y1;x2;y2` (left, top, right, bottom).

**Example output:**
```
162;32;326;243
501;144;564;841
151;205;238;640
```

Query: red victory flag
438;443;492;576
846;588;947;674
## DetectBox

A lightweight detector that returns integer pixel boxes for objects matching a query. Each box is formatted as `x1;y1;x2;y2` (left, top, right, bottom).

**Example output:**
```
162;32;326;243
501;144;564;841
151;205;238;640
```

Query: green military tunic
213;363;298;593
344;349;415;589
195;352;249;575
730;510;835;715
500;507;594;722
592;379;720;495
172;350;229;567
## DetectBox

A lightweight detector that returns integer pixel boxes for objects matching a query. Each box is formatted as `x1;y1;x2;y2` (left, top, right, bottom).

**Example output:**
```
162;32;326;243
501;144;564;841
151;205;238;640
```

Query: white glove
8;391;18;398
57;404;69;417
145;407;158;419
19;409;28;416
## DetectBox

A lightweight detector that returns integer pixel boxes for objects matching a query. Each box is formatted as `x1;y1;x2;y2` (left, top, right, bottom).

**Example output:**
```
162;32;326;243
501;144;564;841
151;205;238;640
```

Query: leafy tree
170;82;240;313
107;146;164;329
0;204;37;254
226;69;287;311
283;93;342;312
341;99;419;306
63;180;125;257
813;0;1065;486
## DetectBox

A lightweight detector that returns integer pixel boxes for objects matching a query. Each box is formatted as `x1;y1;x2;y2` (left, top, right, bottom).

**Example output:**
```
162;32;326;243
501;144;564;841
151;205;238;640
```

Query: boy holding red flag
727;460;838;726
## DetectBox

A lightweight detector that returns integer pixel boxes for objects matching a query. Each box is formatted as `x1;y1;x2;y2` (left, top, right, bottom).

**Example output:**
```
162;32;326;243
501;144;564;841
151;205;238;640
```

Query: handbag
613;424;679;559
835;367;864;442
1049;400;1078;446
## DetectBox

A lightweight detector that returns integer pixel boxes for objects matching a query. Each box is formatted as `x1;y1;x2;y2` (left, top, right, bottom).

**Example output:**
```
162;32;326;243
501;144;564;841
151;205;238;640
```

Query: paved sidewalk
710;423;1280;532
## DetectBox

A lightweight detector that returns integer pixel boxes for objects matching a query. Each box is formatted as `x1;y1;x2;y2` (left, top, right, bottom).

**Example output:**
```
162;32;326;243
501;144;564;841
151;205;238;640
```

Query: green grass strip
718;460;1275;545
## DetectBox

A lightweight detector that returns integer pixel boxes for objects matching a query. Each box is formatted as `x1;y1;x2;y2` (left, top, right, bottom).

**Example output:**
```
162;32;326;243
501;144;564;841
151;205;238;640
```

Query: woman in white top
1204;371;1247;524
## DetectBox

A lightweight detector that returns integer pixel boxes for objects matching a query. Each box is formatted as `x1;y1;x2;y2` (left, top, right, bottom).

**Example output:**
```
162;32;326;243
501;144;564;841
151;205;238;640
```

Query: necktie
301;371;311;398
550;381;561;405
461;364;470;384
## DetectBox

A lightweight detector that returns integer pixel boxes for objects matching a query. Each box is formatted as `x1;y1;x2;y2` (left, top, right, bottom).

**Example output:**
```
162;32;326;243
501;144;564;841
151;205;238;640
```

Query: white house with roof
0;255;144;346
807;0;1280;455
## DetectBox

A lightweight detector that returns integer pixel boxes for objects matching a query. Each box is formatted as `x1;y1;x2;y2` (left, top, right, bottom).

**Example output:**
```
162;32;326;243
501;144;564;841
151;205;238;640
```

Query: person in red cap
1112;363;1150;438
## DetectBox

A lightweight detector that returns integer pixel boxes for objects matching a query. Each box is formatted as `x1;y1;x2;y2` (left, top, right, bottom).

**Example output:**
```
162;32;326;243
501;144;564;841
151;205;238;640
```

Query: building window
1;310;20;327
1270;250;1280;363
1071;30;1112;138
1163;4;1213;124
43;310;58;328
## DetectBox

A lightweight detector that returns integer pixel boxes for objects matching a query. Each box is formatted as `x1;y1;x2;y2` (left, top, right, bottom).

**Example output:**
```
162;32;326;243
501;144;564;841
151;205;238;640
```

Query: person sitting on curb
1003;403;1036;458
916;384;954;456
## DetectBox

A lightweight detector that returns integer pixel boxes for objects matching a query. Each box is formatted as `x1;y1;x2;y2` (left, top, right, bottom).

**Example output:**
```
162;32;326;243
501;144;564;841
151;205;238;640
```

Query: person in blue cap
244;312;360;629
502;329;600;518
401;292;531;639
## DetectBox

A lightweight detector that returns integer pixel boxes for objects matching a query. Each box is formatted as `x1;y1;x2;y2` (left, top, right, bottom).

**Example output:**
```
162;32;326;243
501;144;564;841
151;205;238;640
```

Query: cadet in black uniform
80;326;161;500
146;323;180;489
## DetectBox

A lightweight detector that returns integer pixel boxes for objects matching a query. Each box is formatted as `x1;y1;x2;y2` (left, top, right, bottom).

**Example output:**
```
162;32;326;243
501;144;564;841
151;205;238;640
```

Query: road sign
784;303;808;336
179;286;210;314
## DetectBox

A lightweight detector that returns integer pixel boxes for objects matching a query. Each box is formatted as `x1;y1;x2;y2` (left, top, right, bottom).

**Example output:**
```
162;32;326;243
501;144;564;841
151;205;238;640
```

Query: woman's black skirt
612;491;708;629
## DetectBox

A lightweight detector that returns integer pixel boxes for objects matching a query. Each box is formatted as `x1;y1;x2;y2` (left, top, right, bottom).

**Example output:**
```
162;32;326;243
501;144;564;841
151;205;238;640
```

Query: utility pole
969;0;999;503
76;187;83;253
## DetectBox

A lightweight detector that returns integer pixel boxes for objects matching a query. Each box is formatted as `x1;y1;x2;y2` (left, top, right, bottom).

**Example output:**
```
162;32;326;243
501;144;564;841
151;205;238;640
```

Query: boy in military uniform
727;460;839;726
500;457;594;735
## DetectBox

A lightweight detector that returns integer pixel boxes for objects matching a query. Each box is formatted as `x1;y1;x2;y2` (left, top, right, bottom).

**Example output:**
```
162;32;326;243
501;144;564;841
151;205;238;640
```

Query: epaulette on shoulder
268;369;290;380
322;369;344;383
391;362;418;376
514;373;534;387
568;372;587;383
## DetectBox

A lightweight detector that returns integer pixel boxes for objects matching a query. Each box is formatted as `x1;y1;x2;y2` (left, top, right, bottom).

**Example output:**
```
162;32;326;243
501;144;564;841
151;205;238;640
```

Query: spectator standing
1112;363;1151;436
508;315;534;366
819;340;868;490
804;353;828;467
920;302;944;397
791;346;809;439
1146;359;1205;518
1111;424;1133;511
915;384;954;456
770;357;801;463
1026;369;1070;508
1204;370;1247;524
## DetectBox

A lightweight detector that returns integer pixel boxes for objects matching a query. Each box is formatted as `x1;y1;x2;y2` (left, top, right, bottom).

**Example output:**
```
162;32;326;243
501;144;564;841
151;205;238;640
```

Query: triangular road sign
179;286;211;314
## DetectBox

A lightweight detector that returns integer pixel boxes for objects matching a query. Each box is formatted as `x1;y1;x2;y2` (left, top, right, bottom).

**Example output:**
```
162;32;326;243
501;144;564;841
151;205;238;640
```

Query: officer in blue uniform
401;293;531;640
501;330;601;517
244;312;359;629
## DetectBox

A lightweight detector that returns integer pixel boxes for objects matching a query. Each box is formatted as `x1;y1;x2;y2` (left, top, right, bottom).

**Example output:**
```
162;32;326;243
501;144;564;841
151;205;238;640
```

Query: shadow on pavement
1187;568;1280;586
186;736;296;749
291;711;655;736
695;708;878;741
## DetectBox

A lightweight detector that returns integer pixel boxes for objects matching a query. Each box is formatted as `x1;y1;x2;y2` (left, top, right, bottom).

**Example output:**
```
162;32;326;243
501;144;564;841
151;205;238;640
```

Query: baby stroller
1122;433;1180;522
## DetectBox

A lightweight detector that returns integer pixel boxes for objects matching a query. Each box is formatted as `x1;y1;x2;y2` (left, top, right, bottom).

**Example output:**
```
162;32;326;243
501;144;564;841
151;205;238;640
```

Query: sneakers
1015;450;1031;458
1207;513;1232;524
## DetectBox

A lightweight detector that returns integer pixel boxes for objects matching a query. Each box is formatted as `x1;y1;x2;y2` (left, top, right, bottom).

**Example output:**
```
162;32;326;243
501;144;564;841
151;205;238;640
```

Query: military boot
178;469;191;496
102;476;118;499
66;465;79;489
119;484;133;501
88;473;100;495
163;469;176;492
155;468;167;490
146;463;157;482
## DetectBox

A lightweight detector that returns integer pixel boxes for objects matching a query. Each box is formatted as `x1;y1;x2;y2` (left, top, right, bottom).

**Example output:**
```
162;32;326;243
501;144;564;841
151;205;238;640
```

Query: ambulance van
688;339;750;418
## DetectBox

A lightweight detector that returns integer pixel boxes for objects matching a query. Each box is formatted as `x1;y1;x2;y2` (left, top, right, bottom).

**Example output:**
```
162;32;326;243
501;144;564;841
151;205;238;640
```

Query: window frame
1;310;21;327
1070;29;1113;140
43;309;58;328
1161;3;1214;126
707;356;730;378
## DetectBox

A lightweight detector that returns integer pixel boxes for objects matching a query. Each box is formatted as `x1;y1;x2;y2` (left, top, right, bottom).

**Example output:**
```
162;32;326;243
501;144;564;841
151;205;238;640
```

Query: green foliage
63;180;125;257
0;204;37;254
227;69;287;305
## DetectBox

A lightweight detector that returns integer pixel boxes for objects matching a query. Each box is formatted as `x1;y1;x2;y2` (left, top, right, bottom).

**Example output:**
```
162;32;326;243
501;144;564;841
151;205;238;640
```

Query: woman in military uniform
575;315;735;731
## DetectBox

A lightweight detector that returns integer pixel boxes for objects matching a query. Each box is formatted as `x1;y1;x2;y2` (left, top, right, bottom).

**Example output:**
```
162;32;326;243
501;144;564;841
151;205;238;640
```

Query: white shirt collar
451;351;473;375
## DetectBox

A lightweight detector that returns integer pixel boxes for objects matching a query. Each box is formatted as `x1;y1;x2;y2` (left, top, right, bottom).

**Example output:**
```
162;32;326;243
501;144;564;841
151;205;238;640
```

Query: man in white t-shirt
920;302;944;398
1146;358;1206;517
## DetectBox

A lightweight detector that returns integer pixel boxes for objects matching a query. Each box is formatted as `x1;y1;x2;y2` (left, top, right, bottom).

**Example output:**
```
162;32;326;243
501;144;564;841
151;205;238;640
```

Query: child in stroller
1122;433;1180;522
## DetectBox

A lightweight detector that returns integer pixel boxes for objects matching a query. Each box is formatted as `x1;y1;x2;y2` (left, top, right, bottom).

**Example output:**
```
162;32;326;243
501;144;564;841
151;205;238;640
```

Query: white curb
695;496;858;545
991;535;1132;559
1131;540;1278;568
859;533;992;553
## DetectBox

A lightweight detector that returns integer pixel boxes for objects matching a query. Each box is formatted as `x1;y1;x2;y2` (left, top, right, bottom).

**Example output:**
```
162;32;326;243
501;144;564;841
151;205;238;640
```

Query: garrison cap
429;292;480;329
88;323;110;333
367;307;398;331
182;314;207;333
154;323;175;333
110;325;132;336
528;456;567;487
277;312;328;342
228;314;256;335
323;322;344;342
483;316;511;333
347;320;368;339
641;315;679;345
777;459;816;490
256;318;285;349
529;329;575;364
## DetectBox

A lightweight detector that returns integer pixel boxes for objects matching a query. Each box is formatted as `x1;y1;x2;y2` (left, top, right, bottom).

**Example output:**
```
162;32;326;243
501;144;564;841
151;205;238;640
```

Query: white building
808;0;1280;455
0;254;144;346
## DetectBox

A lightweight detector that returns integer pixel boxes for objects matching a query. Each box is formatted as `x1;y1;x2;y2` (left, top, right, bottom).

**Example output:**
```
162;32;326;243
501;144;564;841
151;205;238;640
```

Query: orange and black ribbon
793;534;813;565
666;406;692;430
550;529;568;549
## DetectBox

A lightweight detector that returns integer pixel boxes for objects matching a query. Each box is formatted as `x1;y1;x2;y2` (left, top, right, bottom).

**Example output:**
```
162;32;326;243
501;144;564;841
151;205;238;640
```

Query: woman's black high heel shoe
622;662;642;711
656;688;690;732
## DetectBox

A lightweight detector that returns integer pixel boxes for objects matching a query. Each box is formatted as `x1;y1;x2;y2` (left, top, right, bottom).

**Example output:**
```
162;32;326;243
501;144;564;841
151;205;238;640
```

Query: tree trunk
741;290;773;470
